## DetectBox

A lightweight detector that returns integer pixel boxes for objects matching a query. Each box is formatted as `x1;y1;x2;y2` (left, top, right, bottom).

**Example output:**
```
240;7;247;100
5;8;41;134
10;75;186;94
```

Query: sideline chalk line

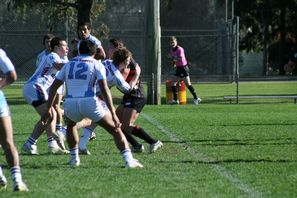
141;113;263;198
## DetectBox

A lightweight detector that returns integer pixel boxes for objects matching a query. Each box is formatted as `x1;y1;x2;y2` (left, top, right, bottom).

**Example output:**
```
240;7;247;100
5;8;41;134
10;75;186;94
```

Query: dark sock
132;126;157;144
171;86;178;100
123;131;142;148
187;85;197;99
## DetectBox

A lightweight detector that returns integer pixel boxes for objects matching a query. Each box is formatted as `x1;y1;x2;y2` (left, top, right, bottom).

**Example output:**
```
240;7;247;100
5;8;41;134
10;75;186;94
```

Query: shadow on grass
162;137;297;146
7;97;27;105
177;158;292;164
209;123;297;126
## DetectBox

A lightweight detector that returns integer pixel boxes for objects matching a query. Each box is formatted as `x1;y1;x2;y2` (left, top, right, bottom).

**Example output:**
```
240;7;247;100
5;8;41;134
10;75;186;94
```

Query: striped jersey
26;52;68;90
125;58;145;98
97;59;130;94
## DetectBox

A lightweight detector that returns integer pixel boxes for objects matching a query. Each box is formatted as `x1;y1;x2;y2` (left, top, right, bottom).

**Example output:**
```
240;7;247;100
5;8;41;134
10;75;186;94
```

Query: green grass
1;82;297;197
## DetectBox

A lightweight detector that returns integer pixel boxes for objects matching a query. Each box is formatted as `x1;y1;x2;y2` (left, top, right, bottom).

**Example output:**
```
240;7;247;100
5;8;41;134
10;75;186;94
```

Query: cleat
69;158;80;168
149;140;163;153
89;131;96;141
48;145;69;154
53;131;66;150
13;181;29;192
79;148;91;155
131;145;144;153
193;98;202;105
170;100;179;105
0;176;7;190
22;143;39;155
125;159;143;168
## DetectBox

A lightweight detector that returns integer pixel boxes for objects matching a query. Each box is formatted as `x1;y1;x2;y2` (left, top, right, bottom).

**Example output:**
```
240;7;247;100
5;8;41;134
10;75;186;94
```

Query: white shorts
63;97;108;123
23;83;48;105
0;91;10;117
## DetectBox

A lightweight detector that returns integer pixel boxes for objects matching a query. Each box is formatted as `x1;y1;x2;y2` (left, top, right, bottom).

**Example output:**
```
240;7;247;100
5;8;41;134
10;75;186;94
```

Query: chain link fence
0;0;235;83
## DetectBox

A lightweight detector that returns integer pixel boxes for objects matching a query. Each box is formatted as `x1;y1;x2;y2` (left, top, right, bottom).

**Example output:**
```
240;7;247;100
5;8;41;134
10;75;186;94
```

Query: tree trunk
77;0;93;24
279;5;286;75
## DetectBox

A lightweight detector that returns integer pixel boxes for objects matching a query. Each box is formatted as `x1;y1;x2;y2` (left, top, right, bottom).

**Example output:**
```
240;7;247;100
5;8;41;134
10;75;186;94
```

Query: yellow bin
166;80;173;104
166;80;187;104
178;80;187;105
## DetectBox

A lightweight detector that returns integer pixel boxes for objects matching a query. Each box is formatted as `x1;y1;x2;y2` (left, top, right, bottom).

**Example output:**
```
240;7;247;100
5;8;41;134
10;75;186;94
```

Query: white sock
70;147;79;160
0;166;4;178
26;137;37;146
10;166;22;183
121;149;134;165
56;123;62;131
79;128;92;150
47;136;59;147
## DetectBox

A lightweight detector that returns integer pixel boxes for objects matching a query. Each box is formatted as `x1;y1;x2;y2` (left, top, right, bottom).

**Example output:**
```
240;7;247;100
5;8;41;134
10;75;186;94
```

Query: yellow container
178;80;187;105
166;80;173;104
166;80;187;104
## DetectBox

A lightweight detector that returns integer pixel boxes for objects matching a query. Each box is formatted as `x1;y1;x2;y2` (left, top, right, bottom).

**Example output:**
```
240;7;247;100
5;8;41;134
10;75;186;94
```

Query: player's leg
121;104;162;153
52;93;67;150
63;99;82;167
65;117;80;167
23;103;66;154
0;115;28;191
54;93;64;132
22;83;65;154
169;73;180;104
184;75;201;104
116;104;143;152
96;110;143;168
78;122;97;155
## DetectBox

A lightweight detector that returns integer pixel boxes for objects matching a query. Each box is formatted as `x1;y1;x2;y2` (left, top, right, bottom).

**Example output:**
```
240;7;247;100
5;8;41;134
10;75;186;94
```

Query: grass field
1;82;297;197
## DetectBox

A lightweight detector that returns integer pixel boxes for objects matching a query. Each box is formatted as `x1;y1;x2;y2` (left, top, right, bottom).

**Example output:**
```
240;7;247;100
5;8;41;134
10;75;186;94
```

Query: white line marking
142;113;263;198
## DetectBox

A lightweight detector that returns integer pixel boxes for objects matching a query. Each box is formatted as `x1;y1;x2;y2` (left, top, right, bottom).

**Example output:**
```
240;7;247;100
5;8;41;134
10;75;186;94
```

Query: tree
7;0;106;31
234;0;297;75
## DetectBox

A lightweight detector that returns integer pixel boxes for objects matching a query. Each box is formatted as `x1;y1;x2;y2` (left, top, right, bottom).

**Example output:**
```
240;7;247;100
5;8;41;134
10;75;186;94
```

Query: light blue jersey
56;55;106;98
77;34;102;55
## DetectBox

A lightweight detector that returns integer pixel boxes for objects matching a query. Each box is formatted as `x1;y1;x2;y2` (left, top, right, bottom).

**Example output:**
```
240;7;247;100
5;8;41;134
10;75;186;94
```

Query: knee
1;139;15;152
121;123;132;133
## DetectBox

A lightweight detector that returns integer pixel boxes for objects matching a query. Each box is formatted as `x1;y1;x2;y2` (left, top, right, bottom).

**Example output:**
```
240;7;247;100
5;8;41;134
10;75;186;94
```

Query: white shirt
0;49;15;107
99;59;131;94
56;55;106;98
26;52;68;90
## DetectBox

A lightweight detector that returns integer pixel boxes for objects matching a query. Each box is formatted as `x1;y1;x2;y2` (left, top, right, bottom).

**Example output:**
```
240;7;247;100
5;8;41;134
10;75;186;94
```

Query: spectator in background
77;22;106;60
284;48;297;75
168;36;201;105
284;33;297;75
0;49;28;192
